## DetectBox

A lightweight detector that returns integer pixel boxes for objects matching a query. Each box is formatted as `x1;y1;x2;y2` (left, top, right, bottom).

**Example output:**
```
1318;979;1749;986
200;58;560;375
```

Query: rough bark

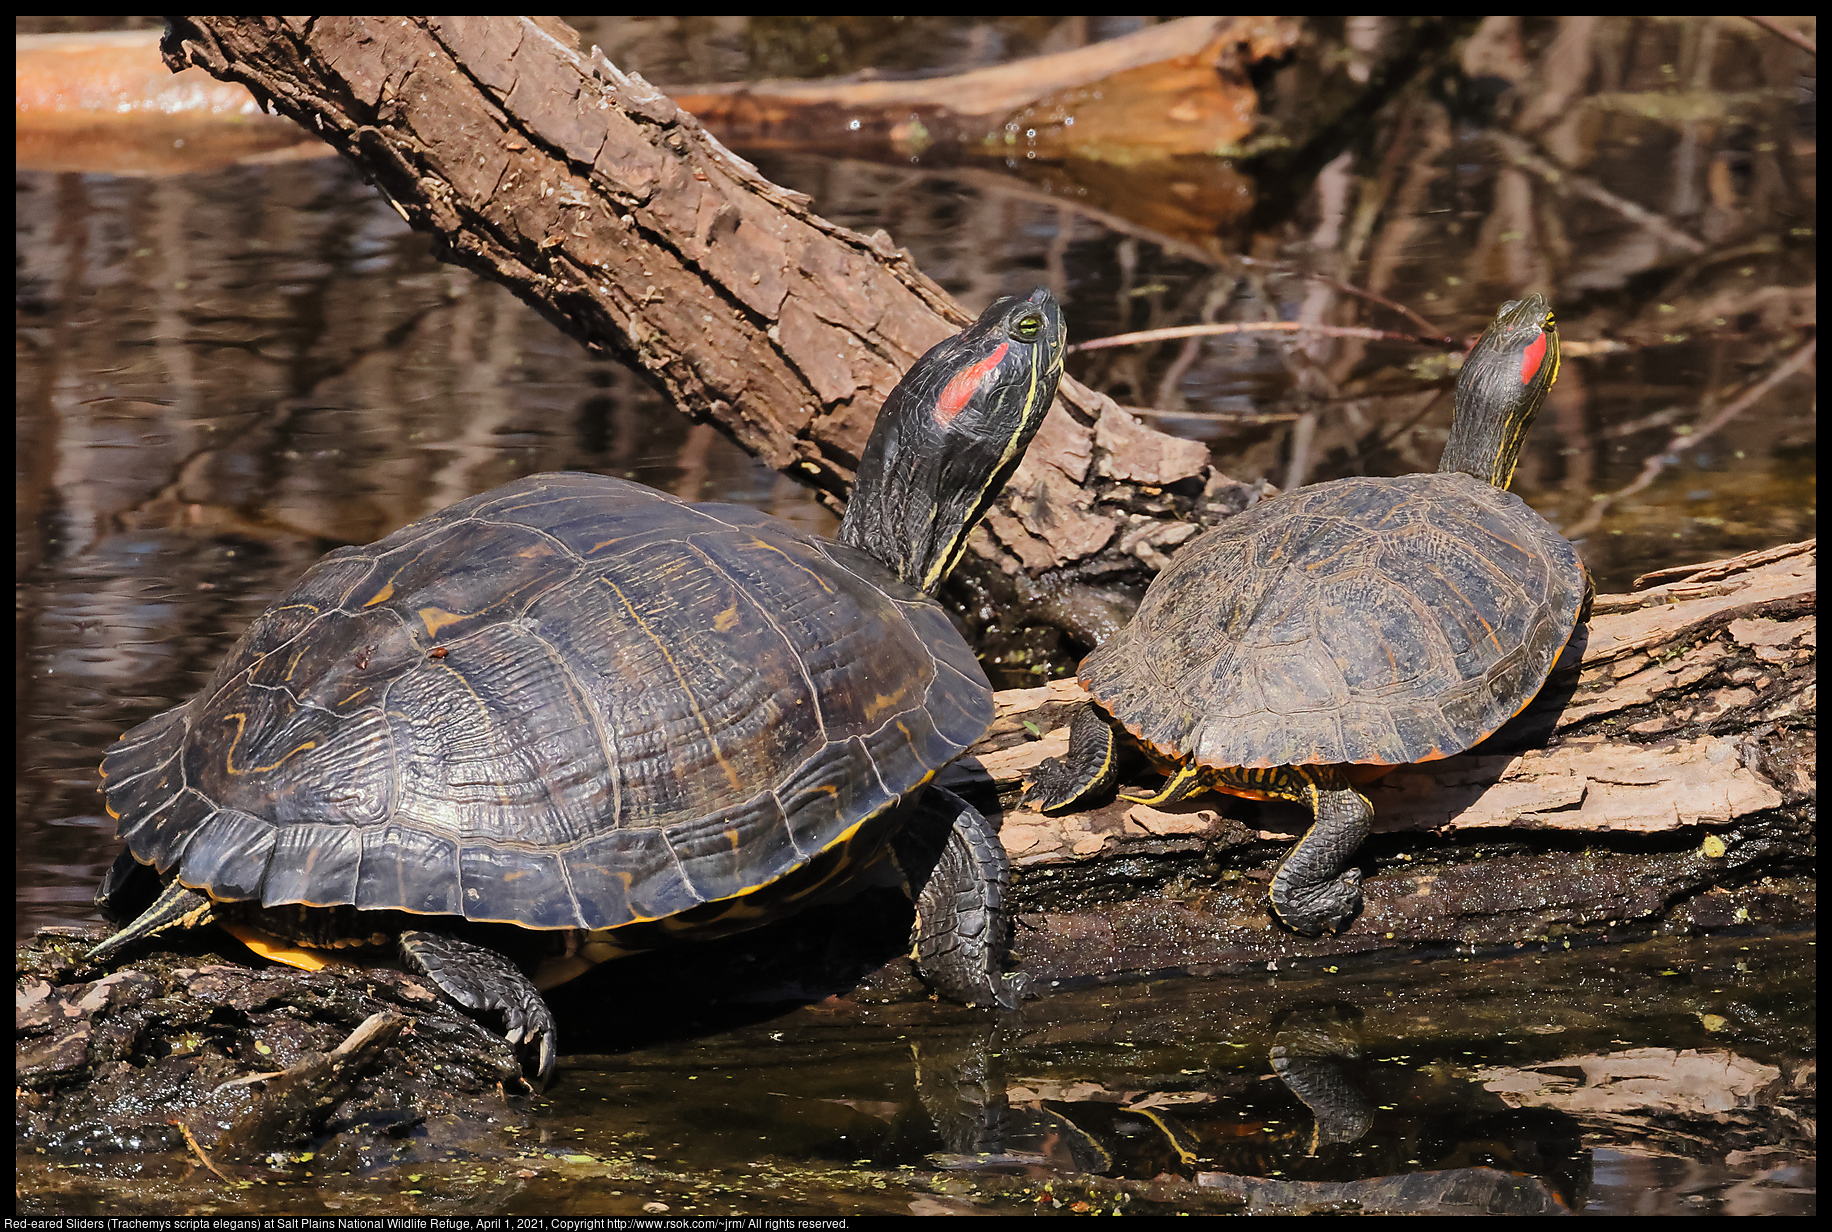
941;540;1816;981
160;16;1222;646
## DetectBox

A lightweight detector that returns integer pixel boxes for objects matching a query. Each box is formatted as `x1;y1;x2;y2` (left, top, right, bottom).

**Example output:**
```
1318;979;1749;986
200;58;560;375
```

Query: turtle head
1439;294;1560;490
839;286;1066;593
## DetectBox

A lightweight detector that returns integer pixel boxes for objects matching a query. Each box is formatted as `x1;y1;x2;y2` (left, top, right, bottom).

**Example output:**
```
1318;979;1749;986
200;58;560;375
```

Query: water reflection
922;1000;1585;1213
522;930;1808;1216
13;918;1809;1216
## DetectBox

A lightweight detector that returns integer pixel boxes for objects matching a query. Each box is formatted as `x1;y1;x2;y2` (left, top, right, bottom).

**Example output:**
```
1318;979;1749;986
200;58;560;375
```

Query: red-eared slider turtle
89;288;1067;1080
1025;296;1587;935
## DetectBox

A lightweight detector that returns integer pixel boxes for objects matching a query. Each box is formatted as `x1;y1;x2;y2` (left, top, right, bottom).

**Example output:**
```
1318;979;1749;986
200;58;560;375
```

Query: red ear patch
1519;330;1548;385
933;342;1008;426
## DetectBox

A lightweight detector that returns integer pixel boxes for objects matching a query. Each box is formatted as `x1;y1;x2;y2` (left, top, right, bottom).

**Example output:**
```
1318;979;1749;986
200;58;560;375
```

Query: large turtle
1025;295;1588;935
89;287;1067;1080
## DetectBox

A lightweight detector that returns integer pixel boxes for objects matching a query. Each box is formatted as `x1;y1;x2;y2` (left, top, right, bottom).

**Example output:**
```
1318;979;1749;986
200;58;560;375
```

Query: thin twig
1237;256;1453;340
173;1118;235;1184
1069;320;1451;354
1743;16;1815;56
1123;406;1303;421
1566;338;1816;538
1486;130;1708;255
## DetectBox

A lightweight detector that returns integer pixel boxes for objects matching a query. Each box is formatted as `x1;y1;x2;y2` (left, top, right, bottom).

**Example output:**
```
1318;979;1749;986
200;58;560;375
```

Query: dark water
524;931;1814;1217
18;930;1814;1215
15;14;1815;1216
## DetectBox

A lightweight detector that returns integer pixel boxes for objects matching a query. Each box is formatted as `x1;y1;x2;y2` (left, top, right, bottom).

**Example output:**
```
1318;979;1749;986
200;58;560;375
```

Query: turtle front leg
1023;703;1124;812
397;929;558;1084
890;786;1027;1010
1267;767;1374;936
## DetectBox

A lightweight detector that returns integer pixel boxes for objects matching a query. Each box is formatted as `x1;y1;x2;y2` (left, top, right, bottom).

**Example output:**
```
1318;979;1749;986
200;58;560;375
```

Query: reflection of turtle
1270;1003;1373;1152
89;288;1067;1080
1028;297;1588;934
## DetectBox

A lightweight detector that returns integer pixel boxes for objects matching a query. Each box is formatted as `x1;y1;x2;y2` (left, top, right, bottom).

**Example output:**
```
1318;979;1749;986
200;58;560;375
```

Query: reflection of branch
672;16;1258;127
1124;404;1302;421
1486;130;1707;255
1566;338;1816;538
1070;320;1449;354
1560;339;1631;357
1239;256;1451;340
1743;16;1816;56
896;160;1223;267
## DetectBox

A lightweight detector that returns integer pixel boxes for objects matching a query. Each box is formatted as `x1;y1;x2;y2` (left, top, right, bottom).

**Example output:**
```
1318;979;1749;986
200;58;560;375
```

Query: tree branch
161;16;1224;647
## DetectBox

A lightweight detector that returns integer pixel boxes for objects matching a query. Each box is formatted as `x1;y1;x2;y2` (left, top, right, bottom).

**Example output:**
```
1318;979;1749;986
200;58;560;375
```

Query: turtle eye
1012;314;1042;342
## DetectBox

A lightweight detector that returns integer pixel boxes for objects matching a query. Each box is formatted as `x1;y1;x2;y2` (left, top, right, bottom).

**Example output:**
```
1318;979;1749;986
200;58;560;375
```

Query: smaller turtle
1026;295;1588;935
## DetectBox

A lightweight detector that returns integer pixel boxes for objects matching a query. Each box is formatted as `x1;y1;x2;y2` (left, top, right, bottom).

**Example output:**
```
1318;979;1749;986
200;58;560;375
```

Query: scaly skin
1026;704;1374;935
399;929;557;1083
892;786;1027;1009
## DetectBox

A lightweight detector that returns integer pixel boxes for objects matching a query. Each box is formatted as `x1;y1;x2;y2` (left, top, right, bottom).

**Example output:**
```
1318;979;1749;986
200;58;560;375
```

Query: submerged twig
173;1118;235;1184
1486;130;1708;255
1566;338;1817;538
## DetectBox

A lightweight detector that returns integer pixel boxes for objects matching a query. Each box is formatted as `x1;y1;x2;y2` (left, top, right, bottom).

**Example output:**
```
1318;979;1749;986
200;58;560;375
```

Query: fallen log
940;540;1816;982
669;16;1300;252
158;16;1244;650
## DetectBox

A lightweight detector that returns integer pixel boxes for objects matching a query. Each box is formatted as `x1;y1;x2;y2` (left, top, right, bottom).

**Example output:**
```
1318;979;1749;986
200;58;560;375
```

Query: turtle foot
1270;868;1364;936
398;929;557;1084
994;971;1032;1009
1021;703;1122;814
894;786;1026;1010
1021;755;1086;813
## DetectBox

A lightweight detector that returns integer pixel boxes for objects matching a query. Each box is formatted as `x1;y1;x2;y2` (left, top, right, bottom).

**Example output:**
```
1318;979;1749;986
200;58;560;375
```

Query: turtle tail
85;874;217;965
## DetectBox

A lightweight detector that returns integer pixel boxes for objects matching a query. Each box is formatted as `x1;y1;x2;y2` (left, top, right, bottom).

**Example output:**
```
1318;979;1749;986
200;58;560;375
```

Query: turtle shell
1080;471;1586;771
101;472;991;934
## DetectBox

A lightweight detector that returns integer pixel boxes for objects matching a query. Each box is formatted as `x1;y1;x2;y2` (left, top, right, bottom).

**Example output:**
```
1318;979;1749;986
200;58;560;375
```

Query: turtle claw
502;1006;560;1083
531;1028;558;1087
1022;704;1122;814
1271;868;1364;936
1021;756;1082;813
501;1021;559;1087
398;929;558;1085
